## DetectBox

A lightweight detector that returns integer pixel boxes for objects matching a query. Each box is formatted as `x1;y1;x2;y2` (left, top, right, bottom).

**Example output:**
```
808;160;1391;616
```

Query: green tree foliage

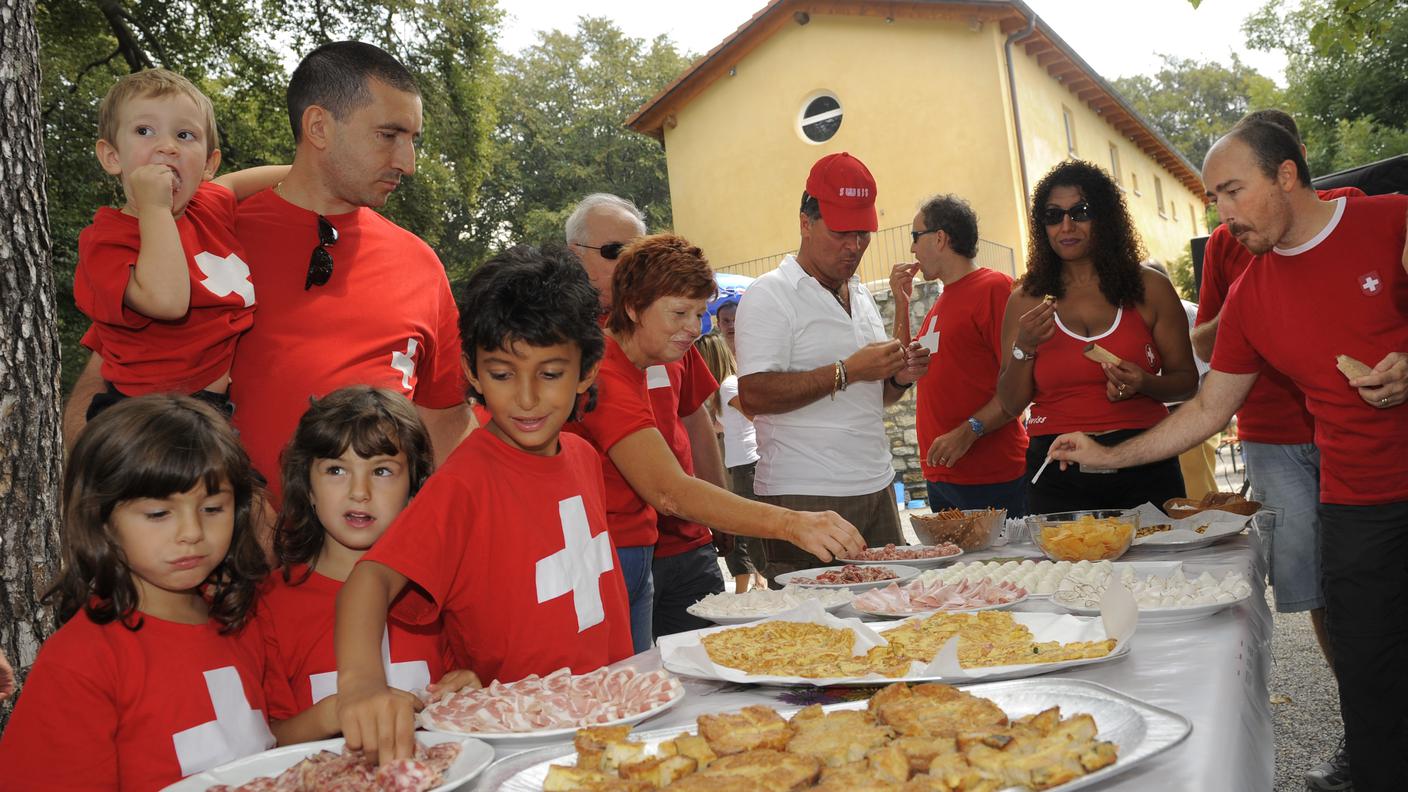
1244;0;1408;174
1112;54;1282;168
474;17;692;250
38;0;499;390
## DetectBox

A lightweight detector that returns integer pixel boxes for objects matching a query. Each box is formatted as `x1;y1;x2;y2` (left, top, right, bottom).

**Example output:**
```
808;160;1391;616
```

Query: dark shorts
755;485;902;583
1025;429;1185;515
86;382;235;421
651;544;725;638
926;476;1028;518
1319;499;1408;790
722;462;767;577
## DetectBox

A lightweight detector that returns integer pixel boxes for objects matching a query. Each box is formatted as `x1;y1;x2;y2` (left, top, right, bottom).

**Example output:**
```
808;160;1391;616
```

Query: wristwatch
967;417;986;437
1012;345;1036;361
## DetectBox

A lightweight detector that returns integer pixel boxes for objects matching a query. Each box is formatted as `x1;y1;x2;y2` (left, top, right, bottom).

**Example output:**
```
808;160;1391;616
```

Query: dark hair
1226;119;1312;187
275;386;433;579
1021;160;1147;306
1240;108;1300;144
46;395;268;632
458;245;606;416
287;41;420;143
607;233;717;335
799;191;822;221
918;194;980;259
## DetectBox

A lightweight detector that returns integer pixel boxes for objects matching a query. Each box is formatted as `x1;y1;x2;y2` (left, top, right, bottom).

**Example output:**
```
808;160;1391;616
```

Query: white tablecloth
476;527;1274;790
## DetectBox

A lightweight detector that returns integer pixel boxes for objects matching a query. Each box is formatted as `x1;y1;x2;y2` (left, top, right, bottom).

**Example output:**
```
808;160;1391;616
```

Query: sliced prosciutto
418;666;681;734
853;578;1027;615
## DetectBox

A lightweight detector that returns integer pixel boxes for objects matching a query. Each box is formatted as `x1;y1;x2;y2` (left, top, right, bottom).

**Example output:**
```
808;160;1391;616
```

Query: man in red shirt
1051;119;1408;790
64;43;472;497
565;194;728;641
1191;109;1364;790
889;194;1028;516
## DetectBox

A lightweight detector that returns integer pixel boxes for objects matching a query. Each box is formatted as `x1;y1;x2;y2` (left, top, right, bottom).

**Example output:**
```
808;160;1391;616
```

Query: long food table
475;526;1274;790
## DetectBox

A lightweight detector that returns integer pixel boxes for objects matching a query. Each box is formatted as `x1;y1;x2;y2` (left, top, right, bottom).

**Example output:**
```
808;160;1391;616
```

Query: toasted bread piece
544;764;618;791
698;705;794;755
892;735;958;772
661;775;769;792
701;749;821;791
814;760;902;791
1082;342;1122;366
574;725;635;771
866;743;912;784
602;740;645;772
619;754;698;786
660;733;718;770
1337;354;1373;381
871;683;1008;738
786;708;892;768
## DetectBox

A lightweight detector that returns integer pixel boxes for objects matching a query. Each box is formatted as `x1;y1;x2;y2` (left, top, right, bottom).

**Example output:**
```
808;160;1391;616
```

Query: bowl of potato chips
1027;510;1137;562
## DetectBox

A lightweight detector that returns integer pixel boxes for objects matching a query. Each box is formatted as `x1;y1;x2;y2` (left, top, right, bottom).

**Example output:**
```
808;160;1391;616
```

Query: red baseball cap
805;152;878;232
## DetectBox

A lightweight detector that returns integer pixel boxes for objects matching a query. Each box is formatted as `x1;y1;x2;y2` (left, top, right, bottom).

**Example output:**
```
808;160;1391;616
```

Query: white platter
836;545;964;568
474;678;1191;792
774;564;920;591
1131;520;1245;551
418;683;684;745
1052;576;1253;625
162;732;492;792
687;597;852;625
851;591;1030;620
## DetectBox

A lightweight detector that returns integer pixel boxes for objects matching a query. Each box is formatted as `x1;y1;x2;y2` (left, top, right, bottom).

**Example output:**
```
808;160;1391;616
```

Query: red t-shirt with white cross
914;267;1029;484
649;345;719;558
1196;186;1364;445
229;189;466;500
1212;194;1408;505
563;336;661;549
0;611;274;791
75;181;255;396
363;428;633;684
254;566;449;721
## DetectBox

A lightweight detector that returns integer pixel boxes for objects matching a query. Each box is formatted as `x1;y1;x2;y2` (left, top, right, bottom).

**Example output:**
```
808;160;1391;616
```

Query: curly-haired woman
996;160;1199;514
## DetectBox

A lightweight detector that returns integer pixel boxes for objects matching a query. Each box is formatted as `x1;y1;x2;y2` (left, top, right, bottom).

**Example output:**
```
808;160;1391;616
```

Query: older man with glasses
565;194;730;645
63;41;472;503
735;152;931;582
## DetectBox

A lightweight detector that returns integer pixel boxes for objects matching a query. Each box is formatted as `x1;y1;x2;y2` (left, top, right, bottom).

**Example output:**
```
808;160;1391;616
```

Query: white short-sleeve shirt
718;375;759;469
734;255;895;497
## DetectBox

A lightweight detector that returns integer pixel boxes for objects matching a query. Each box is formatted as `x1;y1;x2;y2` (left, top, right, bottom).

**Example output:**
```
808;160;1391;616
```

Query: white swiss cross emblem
307;627;430;704
1145;344;1156;368
391;338;419;391
1361;271;1383;296
171;666;274;777
536;495;615;633
194;251;255;307
916;316;940;354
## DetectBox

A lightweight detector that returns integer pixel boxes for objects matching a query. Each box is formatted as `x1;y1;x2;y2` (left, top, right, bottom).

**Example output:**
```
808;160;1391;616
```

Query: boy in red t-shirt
334;246;632;763
74;69;286;417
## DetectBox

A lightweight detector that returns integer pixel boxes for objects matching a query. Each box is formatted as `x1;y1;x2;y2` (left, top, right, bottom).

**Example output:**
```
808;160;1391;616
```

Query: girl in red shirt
0;395;275;790
997;161;1199;514
258;386;476;746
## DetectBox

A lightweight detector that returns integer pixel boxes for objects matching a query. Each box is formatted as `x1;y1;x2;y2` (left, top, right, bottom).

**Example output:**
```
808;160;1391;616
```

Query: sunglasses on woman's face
574;241;626;260
1040;201;1093;226
305;215;338;290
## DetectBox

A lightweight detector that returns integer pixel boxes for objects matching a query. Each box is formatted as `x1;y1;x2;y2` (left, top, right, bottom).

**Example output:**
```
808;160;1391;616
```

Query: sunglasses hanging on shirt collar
305;215;338;290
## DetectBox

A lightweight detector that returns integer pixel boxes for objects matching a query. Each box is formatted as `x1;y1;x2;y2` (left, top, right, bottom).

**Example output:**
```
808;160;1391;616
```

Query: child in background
257;386;478;746
335;246;632;764
0;396;274;789
76;68;287;418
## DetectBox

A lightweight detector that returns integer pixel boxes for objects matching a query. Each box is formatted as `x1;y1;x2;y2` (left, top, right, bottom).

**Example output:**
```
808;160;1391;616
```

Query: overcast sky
496;0;1288;85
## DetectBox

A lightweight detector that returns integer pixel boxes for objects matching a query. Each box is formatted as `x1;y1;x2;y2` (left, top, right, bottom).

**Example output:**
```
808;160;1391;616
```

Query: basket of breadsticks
910;507;1006;552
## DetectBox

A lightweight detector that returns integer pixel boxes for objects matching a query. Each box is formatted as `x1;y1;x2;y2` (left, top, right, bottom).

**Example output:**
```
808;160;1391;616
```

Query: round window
799;92;842;144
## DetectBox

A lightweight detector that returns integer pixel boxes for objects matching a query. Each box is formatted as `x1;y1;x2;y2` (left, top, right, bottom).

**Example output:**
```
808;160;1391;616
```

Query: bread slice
1082;343;1122;366
1336;354;1373;381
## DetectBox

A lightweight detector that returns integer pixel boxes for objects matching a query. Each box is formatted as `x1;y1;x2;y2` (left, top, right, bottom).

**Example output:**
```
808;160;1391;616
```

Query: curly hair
275;386;433;581
606;233;717;335
46;395;269;633
1020;160;1147;306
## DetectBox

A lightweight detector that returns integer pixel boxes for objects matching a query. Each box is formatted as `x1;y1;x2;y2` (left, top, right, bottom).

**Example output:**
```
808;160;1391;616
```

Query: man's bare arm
1191;314;1219;364
682;406;726;488
738;340;904;416
64;352;106;451
417;403;474;468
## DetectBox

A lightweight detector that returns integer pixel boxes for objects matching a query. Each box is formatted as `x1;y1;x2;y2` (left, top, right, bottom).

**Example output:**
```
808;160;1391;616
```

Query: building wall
1009;43;1206;265
662;13;1026;270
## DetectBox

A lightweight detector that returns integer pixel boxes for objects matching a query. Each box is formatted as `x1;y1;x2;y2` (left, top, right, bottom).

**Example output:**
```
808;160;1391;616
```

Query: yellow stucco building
627;0;1208;283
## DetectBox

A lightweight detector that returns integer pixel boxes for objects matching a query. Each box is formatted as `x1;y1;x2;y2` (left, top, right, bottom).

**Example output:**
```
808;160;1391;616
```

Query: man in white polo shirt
736;152;930;580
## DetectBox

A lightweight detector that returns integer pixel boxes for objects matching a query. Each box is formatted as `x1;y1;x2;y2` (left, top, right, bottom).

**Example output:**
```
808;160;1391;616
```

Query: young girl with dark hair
256;385;477;746
0;395;274;789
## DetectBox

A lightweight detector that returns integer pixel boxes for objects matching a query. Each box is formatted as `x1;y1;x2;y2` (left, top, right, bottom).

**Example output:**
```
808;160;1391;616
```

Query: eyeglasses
910;228;940;244
1040;202;1093;226
305;215;338;290
573;241;626;260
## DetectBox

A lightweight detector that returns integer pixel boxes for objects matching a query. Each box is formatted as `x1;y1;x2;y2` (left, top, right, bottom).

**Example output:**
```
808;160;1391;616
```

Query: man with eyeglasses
67;42;472;501
735;152;930;581
889;195;1028;519
564;194;729;642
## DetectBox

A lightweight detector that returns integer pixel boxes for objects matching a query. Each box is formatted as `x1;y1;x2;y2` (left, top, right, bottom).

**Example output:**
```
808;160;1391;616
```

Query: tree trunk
0;0;63;732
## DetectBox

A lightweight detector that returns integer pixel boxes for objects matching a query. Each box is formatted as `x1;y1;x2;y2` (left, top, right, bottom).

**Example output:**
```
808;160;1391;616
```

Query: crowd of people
0;37;1405;792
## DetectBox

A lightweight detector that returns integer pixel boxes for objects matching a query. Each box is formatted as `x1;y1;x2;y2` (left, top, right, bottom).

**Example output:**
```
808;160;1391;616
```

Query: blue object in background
893;481;906;506
906;499;927;510
701;272;755;334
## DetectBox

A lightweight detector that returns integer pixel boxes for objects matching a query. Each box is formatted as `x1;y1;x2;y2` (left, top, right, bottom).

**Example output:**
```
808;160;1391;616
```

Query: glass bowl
1026;509;1138;561
910;508;1007;551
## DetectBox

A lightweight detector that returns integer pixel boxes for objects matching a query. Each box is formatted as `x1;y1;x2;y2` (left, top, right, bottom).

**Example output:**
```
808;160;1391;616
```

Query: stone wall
873;280;943;505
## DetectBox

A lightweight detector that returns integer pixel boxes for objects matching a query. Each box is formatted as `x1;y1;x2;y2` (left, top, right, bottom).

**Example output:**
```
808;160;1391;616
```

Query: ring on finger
1382;397;1391;406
